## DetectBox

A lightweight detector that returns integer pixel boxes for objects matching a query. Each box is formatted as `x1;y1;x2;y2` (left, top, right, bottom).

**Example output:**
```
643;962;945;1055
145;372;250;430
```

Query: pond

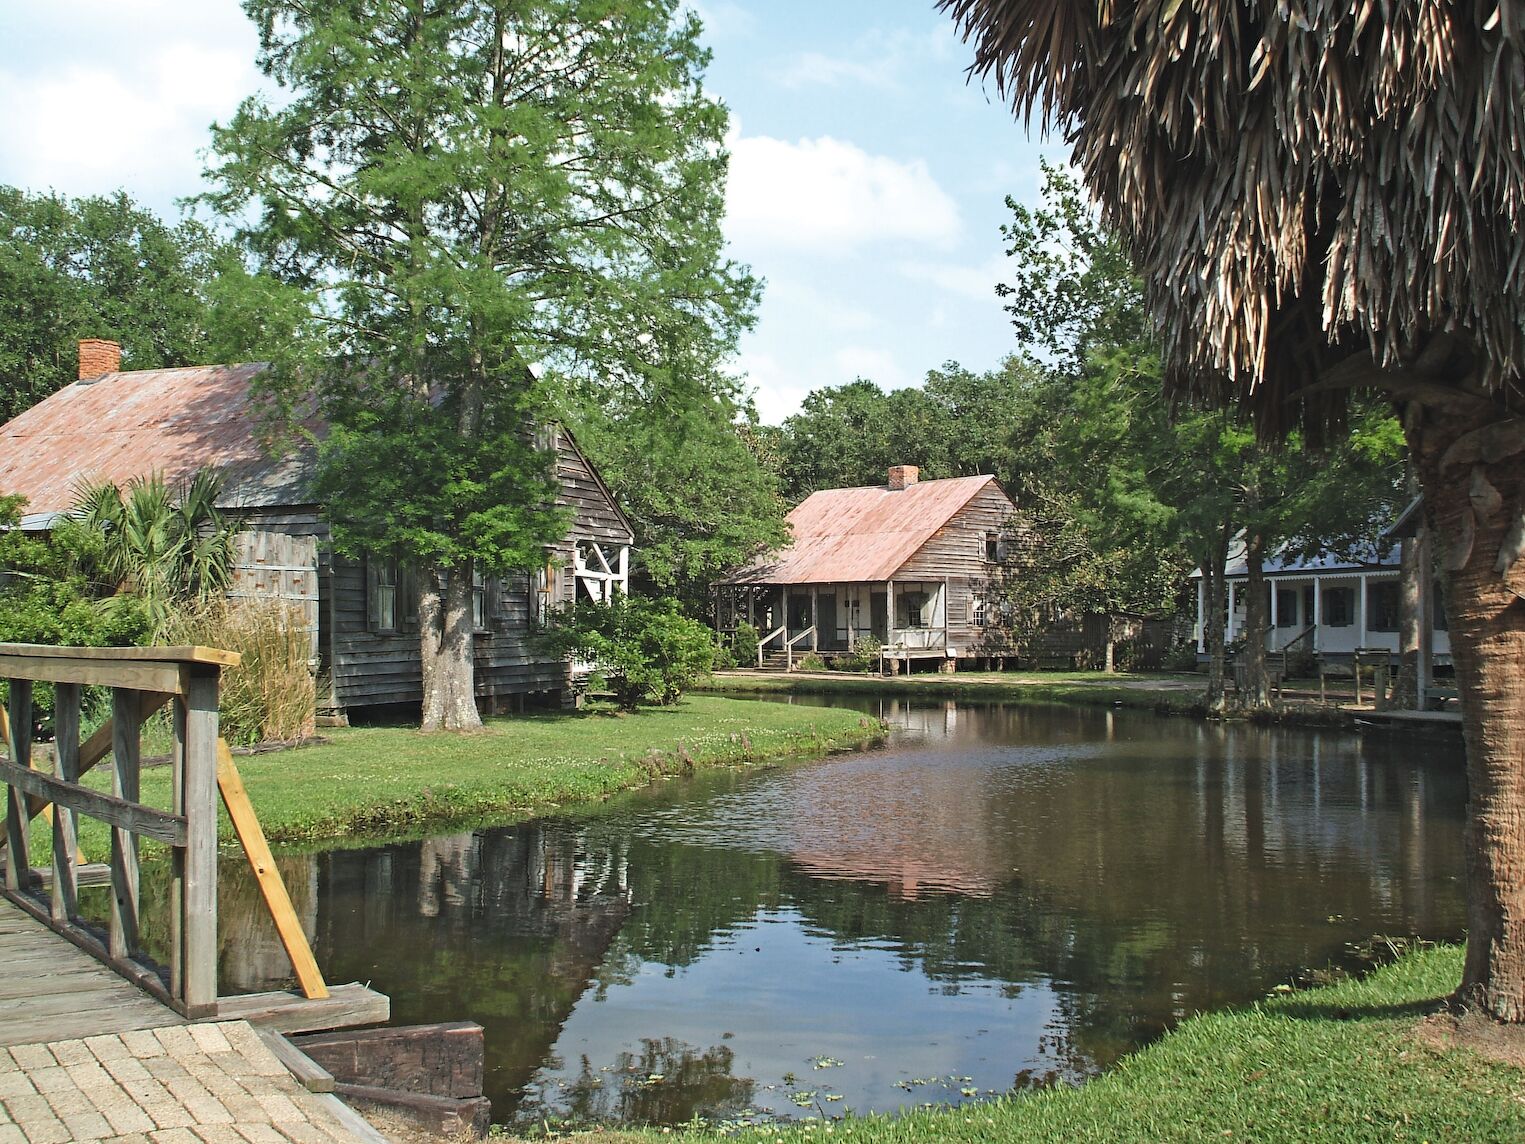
217;699;1467;1129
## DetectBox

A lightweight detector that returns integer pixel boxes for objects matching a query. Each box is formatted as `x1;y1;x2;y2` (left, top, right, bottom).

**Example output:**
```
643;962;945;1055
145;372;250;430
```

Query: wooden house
716;466;1020;672
0;340;634;718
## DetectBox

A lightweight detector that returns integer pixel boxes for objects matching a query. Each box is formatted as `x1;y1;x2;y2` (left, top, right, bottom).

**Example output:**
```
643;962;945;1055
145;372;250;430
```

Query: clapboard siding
893;484;1020;651
554;430;634;546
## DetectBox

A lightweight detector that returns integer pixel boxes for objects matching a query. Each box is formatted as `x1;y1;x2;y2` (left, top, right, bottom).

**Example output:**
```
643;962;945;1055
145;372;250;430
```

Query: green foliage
0;186;228;422
573;397;788;613
541;596;716;710
72;468;236;642
795;651;826;672
730;621;761;666
203;0;758;589
831;636;882;674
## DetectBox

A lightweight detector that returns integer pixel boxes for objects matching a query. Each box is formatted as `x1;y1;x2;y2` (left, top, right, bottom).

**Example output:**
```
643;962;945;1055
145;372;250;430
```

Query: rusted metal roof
0;364;320;516
722;474;1006;585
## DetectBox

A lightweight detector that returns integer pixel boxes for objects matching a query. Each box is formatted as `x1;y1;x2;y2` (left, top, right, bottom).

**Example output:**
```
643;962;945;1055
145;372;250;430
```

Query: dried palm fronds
942;0;1525;436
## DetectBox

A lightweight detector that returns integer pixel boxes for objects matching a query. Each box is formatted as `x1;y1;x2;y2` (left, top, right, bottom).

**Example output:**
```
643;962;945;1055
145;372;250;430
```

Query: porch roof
720;474;1003;585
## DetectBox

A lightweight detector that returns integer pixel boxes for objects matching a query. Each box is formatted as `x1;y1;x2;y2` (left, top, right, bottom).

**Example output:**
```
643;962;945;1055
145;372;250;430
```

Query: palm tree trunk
1410;403;1525;1021
1203;522;1232;714
1392;463;1424;710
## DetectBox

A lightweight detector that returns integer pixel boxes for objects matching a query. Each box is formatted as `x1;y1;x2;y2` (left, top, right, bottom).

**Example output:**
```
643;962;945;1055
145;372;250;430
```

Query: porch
716;580;956;669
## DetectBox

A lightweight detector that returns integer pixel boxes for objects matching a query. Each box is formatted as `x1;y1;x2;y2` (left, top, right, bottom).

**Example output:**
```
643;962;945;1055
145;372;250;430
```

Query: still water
218;700;1466;1128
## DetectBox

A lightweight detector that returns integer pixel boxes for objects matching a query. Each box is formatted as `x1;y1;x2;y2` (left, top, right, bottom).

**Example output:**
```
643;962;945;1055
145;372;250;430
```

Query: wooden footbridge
0;643;389;1141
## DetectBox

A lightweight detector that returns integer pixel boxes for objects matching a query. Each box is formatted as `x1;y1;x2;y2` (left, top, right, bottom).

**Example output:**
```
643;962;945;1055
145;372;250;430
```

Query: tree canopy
0;187;225;423
205;0;758;729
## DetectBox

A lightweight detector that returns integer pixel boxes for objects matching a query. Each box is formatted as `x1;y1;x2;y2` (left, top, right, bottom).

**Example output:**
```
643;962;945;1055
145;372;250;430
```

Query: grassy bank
530;943;1525;1143
702;669;1209;714
39;695;883;856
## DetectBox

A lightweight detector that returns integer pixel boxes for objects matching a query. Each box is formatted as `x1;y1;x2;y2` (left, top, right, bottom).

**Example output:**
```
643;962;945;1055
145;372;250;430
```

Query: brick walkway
0;1022;376;1144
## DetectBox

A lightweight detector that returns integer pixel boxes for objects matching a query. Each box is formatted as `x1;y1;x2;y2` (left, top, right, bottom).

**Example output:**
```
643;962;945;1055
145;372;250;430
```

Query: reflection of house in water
219;855;321;994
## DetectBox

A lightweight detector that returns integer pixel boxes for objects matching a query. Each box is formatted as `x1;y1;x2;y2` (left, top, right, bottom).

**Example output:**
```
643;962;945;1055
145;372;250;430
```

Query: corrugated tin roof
0;363;320;515
723;474;1008;585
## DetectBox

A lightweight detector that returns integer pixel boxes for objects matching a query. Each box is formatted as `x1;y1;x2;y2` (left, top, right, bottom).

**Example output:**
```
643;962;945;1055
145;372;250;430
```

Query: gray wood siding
554;431;634;546
893;483;1018;651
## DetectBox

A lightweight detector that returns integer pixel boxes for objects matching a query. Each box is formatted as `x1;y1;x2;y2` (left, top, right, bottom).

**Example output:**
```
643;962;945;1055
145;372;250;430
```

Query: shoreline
699;669;1463;738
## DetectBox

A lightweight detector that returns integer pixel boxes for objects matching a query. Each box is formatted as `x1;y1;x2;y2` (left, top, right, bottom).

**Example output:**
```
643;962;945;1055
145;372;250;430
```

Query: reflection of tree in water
521;1038;753;1127
230;707;1468;1127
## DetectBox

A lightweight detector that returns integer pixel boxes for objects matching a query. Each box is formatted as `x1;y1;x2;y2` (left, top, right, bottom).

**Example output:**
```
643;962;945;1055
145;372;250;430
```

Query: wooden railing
0;643;329;1020
785;626;816;671
757;624;787;668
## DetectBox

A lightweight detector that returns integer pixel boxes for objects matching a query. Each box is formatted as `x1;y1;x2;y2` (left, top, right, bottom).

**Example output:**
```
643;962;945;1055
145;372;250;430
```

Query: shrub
710;645;738;671
731;621;760;667
1163;642;1202;673
796;652;826;672
831;636;882;674
164;599;316;745
541;596;716;711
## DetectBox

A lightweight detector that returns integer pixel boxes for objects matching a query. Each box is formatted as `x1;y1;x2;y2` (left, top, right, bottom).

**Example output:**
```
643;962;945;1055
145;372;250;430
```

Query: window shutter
366;556;382;631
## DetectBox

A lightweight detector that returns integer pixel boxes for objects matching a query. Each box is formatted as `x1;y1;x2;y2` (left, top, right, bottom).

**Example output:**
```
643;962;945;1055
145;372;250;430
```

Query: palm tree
941;1;1525;1020
74;469;235;641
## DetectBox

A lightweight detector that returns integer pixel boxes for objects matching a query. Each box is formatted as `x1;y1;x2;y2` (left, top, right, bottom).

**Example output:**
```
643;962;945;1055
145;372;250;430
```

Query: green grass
31;695;884;856
701;669;1209;714
527;944;1525;1144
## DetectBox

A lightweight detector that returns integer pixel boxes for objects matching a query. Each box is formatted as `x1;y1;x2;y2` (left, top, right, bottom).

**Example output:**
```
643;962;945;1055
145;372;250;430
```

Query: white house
1192;540;1450;662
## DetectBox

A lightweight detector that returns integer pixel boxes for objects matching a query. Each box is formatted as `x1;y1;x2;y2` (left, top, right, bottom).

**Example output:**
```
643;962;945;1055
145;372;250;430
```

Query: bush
164;599;316;745
1163;642;1202;673
541;596;716;711
796;651;826;672
831;636;882;674
731;621;760;667
710;645;738;671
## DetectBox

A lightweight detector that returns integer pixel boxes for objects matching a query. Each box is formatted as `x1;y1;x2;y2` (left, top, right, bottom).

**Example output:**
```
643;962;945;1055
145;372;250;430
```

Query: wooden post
183;666;221;1016
887;580;896;670
1417;525;1433;710
110;688;142;960
170;699;187;1002
218;740;329;999
51;682;81;923
1196;577;1206;653
810;589;819;652
1312;576;1323;653
1358;575;1369;648
5;680;32;892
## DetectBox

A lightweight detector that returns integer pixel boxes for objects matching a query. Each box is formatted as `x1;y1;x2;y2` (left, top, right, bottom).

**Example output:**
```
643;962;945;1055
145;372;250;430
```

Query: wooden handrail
756;624;787;667
785;626;816;672
0;643;322;1021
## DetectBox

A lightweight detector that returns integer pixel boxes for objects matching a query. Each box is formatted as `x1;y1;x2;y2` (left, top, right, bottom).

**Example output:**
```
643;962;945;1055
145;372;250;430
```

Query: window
972;594;988;628
899;591;928;629
1367;581;1400;633
1323;586;1354;627
472;570;489;632
1275;587;1299;628
985;532;1000;563
367;556;398;632
531;560;553;629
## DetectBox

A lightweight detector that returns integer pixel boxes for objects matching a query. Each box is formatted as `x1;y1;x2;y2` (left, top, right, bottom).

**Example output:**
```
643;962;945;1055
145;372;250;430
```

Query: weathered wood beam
0;761;187;846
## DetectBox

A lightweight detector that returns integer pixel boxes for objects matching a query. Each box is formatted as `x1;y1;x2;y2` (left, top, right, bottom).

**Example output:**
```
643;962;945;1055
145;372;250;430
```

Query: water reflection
216;702;1466;1128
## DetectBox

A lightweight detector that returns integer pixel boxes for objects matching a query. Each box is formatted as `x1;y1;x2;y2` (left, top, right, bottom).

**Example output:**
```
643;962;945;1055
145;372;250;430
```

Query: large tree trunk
1240;530;1271;710
420;561;484;733
1409;400;1525;1021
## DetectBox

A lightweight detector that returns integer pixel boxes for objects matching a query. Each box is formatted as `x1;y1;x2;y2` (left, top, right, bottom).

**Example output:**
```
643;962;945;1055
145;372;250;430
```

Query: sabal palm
943;1;1525;1020
75;469;234;640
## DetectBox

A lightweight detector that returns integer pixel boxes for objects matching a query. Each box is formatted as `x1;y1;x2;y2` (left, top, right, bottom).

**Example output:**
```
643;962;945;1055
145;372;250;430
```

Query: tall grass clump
165;599;316;745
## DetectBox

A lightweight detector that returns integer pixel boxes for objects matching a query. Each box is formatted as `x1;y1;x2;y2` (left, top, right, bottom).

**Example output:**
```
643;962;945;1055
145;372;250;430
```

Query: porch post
1269;580;1279;641
1196;577;1206;653
1312;577;1322;653
887;580;896;653
1227;582;1238;643
1358;574;1368;647
810;588;819;652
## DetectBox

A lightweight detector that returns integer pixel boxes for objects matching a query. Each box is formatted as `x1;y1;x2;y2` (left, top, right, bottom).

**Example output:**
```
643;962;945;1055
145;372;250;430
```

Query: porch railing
888;629;947;651
785;626;816;671
757;624;787;667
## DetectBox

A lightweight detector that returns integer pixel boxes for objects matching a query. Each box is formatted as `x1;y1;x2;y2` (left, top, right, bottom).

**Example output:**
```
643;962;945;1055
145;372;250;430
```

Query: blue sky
0;1;1059;424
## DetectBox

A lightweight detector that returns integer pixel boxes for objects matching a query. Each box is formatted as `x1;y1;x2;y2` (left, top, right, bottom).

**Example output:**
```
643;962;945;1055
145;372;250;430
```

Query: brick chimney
78;339;122;381
887;465;919;490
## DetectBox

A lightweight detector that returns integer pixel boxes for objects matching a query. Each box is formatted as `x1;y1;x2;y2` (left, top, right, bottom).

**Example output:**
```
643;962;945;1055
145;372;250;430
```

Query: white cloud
0;2;264;213
730;349;814;426
897;255;1010;304
831;346;912;390
682;0;756;40
726;133;961;254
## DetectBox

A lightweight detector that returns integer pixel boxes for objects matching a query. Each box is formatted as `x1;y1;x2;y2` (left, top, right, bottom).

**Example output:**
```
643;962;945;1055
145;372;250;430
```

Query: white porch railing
757;624;787;667
786;626;816;671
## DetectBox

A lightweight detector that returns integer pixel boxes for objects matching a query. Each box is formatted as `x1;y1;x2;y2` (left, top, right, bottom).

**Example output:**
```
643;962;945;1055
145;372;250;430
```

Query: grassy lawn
31;694;883;857
701;669;1209;714
527;944;1525;1144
